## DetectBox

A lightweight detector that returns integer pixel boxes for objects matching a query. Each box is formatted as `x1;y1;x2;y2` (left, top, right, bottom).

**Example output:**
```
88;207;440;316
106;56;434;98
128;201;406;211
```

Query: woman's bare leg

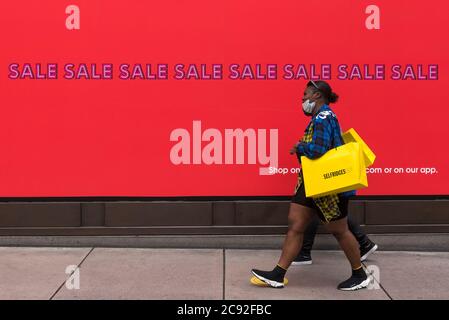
251;203;317;288
325;217;361;269
325;217;370;290
277;203;315;269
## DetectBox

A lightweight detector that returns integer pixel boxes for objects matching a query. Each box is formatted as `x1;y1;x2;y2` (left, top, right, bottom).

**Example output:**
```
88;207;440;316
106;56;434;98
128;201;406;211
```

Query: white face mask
302;99;315;115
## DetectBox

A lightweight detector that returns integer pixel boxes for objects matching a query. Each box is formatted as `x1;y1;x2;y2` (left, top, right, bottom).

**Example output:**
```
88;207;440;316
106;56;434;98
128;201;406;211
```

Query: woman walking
251;80;370;290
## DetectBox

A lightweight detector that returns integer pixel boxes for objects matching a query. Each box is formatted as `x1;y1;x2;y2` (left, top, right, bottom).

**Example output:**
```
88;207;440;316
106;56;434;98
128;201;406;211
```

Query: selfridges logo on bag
323;166;353;180
323;169;347;180
169;121;278;175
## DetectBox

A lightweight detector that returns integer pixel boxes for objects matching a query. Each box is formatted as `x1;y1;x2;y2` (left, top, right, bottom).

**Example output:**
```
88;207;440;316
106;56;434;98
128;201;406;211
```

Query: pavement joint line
222;249;226;300
48;247;95;300
362;261;394;300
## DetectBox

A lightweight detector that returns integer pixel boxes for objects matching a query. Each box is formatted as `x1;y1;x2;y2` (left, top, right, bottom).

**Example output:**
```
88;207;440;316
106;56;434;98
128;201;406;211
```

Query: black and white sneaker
291;253;312;266
251;269;285;288
337;271;370;291
360;242;378;262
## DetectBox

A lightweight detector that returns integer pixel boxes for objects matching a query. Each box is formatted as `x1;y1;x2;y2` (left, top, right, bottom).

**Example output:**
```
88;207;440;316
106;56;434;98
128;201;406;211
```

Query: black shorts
291;181;350;223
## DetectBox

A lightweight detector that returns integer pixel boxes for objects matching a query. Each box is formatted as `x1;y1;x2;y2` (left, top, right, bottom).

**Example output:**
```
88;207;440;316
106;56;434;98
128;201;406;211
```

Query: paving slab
54;248;223;300
0;247;91;300
3;247;448;300
362;251;449;300
225;249;389;300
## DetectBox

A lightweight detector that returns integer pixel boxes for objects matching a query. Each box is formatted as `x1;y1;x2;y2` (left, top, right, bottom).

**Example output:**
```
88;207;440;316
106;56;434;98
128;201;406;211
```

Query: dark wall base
0;199;448;235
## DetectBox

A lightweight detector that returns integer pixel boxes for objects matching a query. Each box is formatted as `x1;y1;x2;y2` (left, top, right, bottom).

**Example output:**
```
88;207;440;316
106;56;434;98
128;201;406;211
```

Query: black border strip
0;195;448;202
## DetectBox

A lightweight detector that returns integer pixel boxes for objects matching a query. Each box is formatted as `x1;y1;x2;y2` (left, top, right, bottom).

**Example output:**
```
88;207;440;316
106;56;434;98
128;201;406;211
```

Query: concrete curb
0;233;448;251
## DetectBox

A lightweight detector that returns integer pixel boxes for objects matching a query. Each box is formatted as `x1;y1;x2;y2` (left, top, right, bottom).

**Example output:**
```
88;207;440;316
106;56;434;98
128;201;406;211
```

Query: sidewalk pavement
0;247;448;300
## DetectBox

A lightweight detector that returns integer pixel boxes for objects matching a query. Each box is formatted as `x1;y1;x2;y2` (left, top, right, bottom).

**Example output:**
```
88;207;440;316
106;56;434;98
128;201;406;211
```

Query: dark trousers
299;214;371;256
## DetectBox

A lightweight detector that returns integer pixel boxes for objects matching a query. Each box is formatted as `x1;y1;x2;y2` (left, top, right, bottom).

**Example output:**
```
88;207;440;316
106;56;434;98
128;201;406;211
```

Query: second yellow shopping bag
342;128;376;167
301;142;368;198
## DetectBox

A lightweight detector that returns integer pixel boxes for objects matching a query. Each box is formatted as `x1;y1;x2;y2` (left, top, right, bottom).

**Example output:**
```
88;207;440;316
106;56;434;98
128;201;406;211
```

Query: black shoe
360;242;378;262
291;253;312;266
337;272;370;291
251;269;285;288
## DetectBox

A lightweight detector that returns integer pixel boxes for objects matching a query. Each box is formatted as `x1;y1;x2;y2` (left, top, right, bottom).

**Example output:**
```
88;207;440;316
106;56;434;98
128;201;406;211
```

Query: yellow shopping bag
301;142;368;198
342;128;376;167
